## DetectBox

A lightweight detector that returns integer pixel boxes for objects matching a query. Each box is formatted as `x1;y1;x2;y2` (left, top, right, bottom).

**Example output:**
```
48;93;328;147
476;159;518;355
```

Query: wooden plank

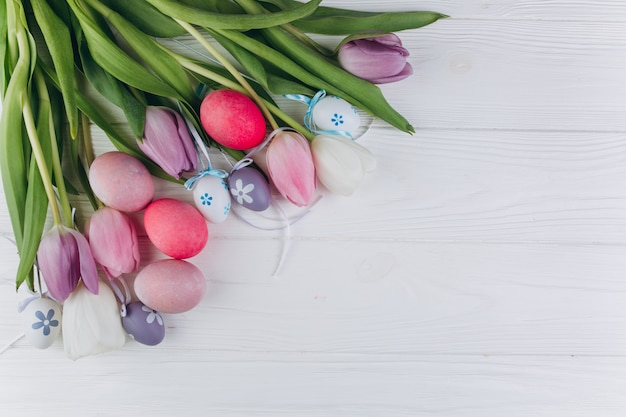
1;351;625;416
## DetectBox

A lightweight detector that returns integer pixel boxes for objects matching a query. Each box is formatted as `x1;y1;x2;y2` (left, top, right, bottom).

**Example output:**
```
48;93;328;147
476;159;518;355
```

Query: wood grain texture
1;1;626;416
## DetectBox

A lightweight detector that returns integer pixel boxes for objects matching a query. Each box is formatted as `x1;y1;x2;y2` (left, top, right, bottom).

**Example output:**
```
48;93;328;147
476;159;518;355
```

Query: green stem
175;19;279;130
34;69;73;227
81;113;96;167
80;113;104;209
281;23;333;56
21;95;63;227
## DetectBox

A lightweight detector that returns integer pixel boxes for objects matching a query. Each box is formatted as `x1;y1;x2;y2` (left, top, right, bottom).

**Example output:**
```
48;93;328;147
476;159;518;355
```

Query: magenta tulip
138;106;198;179
37;225;99;302
85;207;140;279
265;130;316;207
337;33;413;84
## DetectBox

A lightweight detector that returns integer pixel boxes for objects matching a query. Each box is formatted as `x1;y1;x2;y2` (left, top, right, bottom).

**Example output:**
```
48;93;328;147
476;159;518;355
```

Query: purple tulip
138;106;198;179
265;130;316;207
85;207;141;279
37;225;99;302
337;33;413;84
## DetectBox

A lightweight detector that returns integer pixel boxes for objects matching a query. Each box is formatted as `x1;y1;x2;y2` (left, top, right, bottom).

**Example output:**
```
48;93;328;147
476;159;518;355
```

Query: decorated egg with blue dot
312;95;360;135
122;301;165;346
191;175;231;223
228;167;271;212
21;297;62;349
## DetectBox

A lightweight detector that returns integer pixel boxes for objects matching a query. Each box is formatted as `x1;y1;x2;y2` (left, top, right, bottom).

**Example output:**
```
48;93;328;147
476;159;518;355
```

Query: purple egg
122;301;165;346
228;167;271;211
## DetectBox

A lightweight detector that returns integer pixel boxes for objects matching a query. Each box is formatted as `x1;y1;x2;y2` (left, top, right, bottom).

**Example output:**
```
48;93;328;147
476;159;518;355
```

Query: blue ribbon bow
284;90;354;140
184;168;229;190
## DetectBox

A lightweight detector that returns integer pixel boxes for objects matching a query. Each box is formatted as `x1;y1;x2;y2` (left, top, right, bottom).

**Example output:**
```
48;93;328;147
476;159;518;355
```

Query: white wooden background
2;1;626;415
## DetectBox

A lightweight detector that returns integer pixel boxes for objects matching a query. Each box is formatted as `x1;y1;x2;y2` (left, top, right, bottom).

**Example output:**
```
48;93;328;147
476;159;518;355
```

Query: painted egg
311;95;360;135
200;89;267;150
89;151;154;212
21;297;62;349
122;301;165;346
134;259;207;314
228;167;271;212
191;175;232;223
144;198;208;259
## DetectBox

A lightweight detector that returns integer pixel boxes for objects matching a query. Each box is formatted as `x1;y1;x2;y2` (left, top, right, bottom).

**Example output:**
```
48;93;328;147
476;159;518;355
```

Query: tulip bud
62;281;127;360
337;33;413;84
311;135;376;196
265;130;316;207
37;224;99;302
85;207;140;279
138;106;198;179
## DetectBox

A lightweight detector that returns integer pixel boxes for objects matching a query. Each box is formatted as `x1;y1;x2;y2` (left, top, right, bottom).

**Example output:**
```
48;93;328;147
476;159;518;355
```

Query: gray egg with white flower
228;167;271;212
122;301;165;346
21;297;62;349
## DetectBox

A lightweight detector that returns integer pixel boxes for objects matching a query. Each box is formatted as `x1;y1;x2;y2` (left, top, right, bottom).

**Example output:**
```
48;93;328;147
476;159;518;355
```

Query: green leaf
16;87;55;290
30;0;79;137
83;0;196;105
261;0;448;34
77;35;146;138
144;0;321;30
1;0;37;254
99;0;186;38
295;11;448;35
210;29;270;90
65;0;180;98
0;0;8;92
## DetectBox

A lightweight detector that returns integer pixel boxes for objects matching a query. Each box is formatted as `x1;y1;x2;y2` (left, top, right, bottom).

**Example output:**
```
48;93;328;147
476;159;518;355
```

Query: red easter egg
200;89;267;150
143;198;208;259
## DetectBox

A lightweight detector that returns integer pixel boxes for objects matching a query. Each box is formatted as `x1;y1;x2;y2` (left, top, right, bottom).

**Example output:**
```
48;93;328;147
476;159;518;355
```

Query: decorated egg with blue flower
191;174;231;223
21;296;62;349
228;167;271;212
312;95;360;135
122;301;165;346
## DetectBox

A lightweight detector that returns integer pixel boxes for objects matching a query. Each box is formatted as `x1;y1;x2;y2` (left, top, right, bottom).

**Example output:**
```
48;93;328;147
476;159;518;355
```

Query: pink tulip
37;224;99;302
85;207;140;279
337;33;413;84
265;130;316;207
138;106;198;179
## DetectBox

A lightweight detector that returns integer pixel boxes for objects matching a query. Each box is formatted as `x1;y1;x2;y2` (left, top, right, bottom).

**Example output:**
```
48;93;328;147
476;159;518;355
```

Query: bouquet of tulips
0;0;445;358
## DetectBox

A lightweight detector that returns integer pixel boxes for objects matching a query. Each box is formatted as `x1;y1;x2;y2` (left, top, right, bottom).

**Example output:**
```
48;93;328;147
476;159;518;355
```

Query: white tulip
310;135;376;196
62;281;126;360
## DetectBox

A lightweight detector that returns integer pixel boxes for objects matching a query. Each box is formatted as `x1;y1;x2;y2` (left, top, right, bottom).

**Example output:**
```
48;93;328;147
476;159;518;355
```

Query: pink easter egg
144;198;208;259
89;151;154;212
200;89;267;150
134;259;206;314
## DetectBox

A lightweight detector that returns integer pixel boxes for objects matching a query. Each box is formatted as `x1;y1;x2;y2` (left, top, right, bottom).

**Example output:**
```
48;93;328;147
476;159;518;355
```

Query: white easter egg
191;175;232;223
311;95;360;135
21;297;62;349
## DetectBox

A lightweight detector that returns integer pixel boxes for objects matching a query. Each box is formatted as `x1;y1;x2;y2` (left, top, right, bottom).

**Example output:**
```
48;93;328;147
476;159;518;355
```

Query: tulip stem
21;95;63;227
34;69;74;227
81;113;96;167
174;19;279;131
80;113;105;209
